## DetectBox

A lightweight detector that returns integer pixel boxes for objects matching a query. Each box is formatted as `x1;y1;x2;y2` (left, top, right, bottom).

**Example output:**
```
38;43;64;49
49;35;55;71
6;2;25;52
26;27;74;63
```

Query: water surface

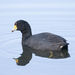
0;0;75;75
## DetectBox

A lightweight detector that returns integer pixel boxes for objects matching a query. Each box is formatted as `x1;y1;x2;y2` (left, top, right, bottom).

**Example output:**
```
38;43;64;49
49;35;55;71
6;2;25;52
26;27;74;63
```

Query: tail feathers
60;43;69;49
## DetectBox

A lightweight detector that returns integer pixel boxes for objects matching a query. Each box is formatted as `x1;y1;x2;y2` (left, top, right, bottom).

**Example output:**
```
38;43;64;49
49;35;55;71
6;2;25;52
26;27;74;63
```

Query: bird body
24;32;68;50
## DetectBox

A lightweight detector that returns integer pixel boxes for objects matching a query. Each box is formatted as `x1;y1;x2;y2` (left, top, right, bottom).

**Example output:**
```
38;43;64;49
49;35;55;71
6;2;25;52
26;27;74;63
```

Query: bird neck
22;31;32;44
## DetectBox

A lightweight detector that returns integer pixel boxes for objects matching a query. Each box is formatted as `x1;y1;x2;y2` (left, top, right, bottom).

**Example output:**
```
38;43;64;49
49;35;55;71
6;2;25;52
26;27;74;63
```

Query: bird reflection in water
13;45;70;66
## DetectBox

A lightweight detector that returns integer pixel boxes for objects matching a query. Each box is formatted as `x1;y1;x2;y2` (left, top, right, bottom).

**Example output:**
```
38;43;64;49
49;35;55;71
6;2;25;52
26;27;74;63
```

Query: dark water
13;45;70;66
0;0;75;75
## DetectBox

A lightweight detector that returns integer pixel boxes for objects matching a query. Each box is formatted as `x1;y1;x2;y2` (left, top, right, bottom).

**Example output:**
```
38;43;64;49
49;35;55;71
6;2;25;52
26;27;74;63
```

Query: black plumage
12;20;69;51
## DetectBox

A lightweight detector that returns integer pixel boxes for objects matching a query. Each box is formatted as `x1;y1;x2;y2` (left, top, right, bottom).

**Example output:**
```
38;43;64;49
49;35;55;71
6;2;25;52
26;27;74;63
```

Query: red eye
18;24;20;26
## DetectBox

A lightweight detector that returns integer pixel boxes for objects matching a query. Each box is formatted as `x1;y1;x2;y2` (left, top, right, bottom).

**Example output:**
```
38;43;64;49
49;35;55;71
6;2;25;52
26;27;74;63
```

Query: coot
12;20;69;51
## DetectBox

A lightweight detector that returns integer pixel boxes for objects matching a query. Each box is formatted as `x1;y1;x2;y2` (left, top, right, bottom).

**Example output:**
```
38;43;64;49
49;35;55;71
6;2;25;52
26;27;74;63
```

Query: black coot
12;20;69;51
